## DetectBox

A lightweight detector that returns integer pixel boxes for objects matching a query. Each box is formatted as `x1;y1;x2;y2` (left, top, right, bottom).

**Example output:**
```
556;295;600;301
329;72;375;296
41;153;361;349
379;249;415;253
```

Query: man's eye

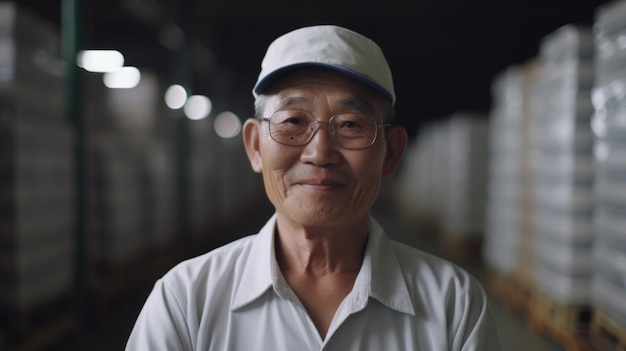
338;119;365;130
282;117;306;125
342;121;360;128
272;110;310;125
273;116;311;132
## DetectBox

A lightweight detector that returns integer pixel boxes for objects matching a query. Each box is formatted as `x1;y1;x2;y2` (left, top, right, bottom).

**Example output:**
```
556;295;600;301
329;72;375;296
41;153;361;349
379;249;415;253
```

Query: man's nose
301;120;341;165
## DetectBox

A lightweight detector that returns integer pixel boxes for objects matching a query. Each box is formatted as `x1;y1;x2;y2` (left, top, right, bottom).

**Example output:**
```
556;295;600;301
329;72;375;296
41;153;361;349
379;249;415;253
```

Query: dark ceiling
18;0;611;138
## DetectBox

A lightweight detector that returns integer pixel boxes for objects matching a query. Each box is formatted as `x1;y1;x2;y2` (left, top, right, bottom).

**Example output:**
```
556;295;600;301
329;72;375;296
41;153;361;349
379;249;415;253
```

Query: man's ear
243;118;263;173
382;125;407;179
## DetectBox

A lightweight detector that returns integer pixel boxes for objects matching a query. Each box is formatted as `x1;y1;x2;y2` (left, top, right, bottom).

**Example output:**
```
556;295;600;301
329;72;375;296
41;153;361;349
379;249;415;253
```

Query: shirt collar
231;214;277;311
231;214;416;316
367;217;416;315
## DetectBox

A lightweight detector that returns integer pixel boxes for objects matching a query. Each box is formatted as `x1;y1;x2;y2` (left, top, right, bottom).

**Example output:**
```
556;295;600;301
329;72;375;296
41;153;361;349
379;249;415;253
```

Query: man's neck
273;214;370;339
274;215;369;277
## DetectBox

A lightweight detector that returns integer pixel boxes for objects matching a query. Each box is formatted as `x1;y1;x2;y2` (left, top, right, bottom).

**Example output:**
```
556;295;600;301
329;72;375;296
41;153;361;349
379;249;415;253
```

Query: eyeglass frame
259;110;391;150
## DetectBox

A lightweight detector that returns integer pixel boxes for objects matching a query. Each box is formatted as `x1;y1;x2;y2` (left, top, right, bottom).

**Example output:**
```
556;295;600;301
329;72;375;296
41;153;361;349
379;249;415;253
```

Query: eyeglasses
261;109;390;150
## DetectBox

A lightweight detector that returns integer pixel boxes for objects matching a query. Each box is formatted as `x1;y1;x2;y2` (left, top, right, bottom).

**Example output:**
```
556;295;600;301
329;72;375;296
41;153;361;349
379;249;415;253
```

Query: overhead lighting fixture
164;84;187;109
103;67;141;89
184;95;212;120
214;111;241;138
77;50;124;73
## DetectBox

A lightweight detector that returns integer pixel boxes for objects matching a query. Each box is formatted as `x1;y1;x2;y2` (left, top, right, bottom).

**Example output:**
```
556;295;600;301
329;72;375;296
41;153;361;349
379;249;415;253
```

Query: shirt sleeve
125;279;193;351
452;275;502;351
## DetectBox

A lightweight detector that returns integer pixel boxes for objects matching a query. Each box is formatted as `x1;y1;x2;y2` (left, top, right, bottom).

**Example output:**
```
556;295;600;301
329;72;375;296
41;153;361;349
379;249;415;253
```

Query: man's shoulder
387;239;449;265
388;239;478;288
161;234;258;284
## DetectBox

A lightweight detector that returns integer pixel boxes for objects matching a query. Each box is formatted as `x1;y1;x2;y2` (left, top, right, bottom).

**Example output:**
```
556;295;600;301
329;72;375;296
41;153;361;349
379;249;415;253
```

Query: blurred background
1;0;626;350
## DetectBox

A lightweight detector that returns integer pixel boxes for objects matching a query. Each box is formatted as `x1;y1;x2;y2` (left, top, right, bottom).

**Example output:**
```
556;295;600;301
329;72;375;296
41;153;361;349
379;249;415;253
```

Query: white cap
253;25;396;105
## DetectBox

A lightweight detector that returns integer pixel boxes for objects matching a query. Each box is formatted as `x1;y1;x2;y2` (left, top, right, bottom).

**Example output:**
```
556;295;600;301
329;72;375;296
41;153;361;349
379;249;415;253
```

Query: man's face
243;68;405;229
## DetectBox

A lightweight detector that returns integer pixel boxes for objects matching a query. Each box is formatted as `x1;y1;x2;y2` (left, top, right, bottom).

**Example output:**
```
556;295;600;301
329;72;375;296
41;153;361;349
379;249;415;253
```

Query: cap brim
253;63;394;104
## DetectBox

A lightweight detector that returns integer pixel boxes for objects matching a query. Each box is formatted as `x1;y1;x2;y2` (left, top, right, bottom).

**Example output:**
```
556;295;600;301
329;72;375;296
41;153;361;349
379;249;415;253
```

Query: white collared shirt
126;214;500;351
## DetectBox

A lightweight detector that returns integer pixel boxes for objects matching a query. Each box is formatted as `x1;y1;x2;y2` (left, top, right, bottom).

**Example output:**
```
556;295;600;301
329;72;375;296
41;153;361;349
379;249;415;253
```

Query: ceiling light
164;84;187;109
214;111;241;138
77;50;124;72
103;67;141;89
184;95;212;120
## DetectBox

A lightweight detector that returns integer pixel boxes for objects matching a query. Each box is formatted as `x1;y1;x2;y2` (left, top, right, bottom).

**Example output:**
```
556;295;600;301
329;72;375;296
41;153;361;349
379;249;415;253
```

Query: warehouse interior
2;0;625;350
17;0;610;137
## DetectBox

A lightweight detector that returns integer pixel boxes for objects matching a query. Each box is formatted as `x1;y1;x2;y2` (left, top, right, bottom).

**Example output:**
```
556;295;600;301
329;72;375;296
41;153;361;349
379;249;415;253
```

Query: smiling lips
295;177;346;190
289;166;351;191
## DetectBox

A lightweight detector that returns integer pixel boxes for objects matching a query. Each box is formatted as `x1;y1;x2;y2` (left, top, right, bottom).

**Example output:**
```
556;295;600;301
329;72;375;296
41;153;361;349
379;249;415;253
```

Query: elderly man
126;25;500;350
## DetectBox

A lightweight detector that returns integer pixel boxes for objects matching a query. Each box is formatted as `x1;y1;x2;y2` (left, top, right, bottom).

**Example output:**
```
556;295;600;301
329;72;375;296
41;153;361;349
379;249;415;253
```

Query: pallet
507;278;532;316
440;232;483;261
527;290;591;351
0;291;80;351
485;268;508;299
589;310;626;351
485;269;531;316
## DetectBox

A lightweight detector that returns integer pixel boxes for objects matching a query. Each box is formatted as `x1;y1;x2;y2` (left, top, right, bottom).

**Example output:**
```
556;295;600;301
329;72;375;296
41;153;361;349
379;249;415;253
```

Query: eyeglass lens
268;110;379;149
